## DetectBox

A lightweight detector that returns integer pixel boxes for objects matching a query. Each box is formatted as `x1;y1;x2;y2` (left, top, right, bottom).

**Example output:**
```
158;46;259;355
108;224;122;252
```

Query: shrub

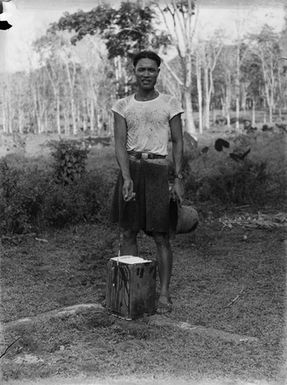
206;161;269;204
43;171;113;228
185;158;285;206
183;131;286;207
0;156;114;235
49;139;89;184
0;159;51;234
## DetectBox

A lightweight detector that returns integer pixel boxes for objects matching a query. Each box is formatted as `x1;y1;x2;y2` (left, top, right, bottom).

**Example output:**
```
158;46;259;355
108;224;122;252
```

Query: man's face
134;58;159;91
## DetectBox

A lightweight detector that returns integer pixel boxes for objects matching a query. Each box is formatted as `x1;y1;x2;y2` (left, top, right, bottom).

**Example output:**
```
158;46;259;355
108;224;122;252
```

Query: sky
0;0;286;73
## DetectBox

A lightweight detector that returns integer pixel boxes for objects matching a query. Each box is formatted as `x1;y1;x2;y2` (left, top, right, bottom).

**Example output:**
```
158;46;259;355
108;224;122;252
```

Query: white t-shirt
112;93;184;156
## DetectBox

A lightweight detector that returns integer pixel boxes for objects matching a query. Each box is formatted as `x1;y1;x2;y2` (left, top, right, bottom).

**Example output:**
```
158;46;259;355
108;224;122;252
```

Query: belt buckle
142;152;149;160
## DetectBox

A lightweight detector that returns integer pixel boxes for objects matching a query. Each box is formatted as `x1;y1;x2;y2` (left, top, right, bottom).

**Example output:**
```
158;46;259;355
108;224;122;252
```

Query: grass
1;219;286;383
0;130;286;383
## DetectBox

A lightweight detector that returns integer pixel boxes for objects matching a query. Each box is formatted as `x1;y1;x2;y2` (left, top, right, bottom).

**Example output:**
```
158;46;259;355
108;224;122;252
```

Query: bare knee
121;229;137;243
120;229;138;256
153;232;170;248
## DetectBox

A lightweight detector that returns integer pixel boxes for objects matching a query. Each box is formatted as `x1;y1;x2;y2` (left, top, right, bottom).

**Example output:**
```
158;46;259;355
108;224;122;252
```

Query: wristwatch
174;173;183;180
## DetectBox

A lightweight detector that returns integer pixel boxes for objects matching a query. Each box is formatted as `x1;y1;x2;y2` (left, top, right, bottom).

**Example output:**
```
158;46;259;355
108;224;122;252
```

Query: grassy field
1;220;286;384
0;131;286;384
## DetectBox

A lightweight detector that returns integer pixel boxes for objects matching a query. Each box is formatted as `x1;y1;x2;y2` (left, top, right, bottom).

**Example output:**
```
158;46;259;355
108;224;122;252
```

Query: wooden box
106;256;157;320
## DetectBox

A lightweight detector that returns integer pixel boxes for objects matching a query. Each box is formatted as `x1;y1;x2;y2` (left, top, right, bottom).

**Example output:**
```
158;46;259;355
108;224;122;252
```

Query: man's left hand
171;179;184;206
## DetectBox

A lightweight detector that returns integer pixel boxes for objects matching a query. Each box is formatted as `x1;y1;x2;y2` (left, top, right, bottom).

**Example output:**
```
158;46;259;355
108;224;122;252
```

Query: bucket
169;200;199;234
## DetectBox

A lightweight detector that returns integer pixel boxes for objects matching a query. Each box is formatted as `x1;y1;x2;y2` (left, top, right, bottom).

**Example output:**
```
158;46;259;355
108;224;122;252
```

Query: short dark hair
133;50;161;67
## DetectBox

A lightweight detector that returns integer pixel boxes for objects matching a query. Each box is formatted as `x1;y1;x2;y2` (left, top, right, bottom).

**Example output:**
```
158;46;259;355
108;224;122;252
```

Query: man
111;50;184;314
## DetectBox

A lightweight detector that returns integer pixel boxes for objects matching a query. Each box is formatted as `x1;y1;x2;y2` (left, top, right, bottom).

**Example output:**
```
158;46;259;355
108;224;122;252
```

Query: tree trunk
236;97;240;130
221;98;225;115
45;65;61;135
226;106;230;126
241;84;247;112
2;100;6;133
264;80;273;124
203;66;209;130
124;57;129;96
225;72;232;127
225;94;231;127
44;110;48;133
196;51;203;134
7;80;12;134
203;64;213;131
108;112;113;136
90;99;95;133
2;84;8;134
252;99;256;126
260;49;276;125
56;96;61;134
64;108;69;135
71;100;77;135
270;54;275;124
183;89;195;135
76;104;81;132
97;112;101;135
17;95;23;134
235;43;240;132
263;99;267;124
114;56;121;97
212;108;216;125
83;115;87;132
183;53;196;135
268;102;273;124
31;79;45;134
207;70;214;130
64;60;77;135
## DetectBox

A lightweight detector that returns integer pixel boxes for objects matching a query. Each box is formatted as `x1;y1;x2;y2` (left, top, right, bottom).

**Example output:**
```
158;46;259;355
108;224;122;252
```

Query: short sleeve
111;98;127;119
169;96;184;120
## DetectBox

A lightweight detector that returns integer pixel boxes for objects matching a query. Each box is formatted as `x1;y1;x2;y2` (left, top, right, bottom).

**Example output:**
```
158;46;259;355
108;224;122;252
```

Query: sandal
101;299;106;308
156;297;173;314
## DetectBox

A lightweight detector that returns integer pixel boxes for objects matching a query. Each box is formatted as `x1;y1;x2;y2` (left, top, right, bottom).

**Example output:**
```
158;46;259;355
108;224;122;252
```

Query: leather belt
127;151;166;160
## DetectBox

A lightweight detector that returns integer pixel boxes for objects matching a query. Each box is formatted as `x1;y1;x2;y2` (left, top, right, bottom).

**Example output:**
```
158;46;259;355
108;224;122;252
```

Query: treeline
0;35;115;136
0;0;287;136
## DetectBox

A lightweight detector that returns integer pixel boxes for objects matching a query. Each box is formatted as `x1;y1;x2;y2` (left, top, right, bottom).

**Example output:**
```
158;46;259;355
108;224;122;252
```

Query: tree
53;1;199;136
29;67;53;134
0;75;12;134
241;48;264;125
52;2;164;97
54;3;154;58
33;27;117;136
251;25;281;123
33;31;79;134
34;32;66;134
153;0;197;135
279;4;287;60
198;34;223;130
278;5;287;112
215;45;236;126
195;47;203;133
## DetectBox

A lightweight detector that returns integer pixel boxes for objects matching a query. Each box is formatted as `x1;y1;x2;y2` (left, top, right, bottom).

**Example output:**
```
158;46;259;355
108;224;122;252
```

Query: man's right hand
122;178;135;201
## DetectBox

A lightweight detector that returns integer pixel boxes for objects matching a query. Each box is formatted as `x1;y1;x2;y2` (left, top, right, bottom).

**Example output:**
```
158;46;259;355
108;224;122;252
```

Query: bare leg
152;232;173;307
102;229;138;308
120;229;138;256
